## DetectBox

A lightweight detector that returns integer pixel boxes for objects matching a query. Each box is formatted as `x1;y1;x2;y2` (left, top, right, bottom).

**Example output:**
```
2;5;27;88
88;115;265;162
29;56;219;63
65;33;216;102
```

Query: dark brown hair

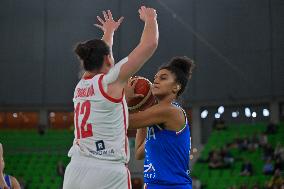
74;39;110;71
159;56;195;96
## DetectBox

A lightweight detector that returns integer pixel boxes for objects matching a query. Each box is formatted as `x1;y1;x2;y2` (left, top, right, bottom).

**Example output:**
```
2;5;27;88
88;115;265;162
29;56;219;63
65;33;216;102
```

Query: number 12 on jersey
74;101;93;139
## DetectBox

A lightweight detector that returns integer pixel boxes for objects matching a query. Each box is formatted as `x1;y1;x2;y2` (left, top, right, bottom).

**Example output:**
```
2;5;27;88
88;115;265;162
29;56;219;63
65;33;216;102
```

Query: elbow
141;39;158;53
148;39;158;51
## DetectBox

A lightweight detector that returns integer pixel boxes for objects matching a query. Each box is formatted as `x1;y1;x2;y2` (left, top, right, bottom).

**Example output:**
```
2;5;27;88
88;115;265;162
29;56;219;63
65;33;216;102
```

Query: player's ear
172;84;181;94
104;55;112;66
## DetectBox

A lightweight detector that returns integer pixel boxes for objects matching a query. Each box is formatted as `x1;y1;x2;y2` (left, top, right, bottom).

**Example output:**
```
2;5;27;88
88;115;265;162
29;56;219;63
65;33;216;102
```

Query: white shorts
63;156;132;189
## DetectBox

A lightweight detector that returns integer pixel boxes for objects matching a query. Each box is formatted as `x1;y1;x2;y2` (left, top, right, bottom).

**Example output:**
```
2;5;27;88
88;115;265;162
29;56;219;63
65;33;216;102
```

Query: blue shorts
145;183;192;189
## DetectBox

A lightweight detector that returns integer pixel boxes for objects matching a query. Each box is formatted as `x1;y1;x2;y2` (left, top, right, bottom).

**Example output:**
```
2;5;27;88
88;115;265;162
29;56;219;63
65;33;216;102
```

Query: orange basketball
127;76;156;111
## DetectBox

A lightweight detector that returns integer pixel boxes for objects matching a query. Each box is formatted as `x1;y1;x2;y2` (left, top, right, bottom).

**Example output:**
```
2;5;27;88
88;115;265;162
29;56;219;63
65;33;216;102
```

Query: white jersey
68;58;130;164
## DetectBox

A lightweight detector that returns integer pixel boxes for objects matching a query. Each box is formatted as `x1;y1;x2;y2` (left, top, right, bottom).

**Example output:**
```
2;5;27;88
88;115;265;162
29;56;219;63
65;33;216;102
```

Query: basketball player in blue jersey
126;57;195;189
0;143;20;189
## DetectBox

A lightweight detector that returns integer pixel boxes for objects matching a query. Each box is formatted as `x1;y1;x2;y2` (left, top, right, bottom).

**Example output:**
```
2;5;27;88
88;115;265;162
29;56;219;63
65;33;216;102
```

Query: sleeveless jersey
0;174;11;189
68;60;130;164
144;102;192;186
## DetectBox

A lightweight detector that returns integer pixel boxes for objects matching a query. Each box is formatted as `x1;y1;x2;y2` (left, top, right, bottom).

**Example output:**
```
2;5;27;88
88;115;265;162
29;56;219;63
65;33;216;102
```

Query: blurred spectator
240;160;253;176
239;138;249;151
263;144;274;160
192;176;202;189
259;133;268;147
274;143;284;160
57;161;65;178
263;158;274;175
274;158;284;172
209;150;224;169
266;169;284;189
248;133;259;151
212;119;226;130
38;124;46;136
0;143;21;189
252;183;261;189
220;146;234;166
265;122;277;134
239;184;248;189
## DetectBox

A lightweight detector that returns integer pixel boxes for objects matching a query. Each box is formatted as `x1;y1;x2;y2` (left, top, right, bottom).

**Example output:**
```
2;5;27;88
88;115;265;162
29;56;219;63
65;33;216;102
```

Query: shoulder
10;176;21;189
148;103;179;118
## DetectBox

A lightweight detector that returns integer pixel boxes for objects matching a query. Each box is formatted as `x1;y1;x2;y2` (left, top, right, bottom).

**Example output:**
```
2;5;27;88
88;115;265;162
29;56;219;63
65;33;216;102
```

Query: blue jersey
144;103;192;188
0;174;11;189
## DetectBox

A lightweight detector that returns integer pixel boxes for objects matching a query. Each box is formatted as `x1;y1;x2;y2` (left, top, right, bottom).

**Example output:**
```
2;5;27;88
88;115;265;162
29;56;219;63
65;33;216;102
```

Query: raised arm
117;6;159;84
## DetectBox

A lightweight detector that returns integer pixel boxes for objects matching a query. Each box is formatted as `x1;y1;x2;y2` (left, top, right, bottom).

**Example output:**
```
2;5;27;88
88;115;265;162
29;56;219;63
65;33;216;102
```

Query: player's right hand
94;10;124;33
138;6;157;22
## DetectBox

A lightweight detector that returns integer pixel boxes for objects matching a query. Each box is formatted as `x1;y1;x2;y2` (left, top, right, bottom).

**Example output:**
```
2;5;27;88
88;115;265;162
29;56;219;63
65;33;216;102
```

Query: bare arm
116;6;159;84
11;176;21;189
0;143;8;189
135;128;147;160
129;104;174;129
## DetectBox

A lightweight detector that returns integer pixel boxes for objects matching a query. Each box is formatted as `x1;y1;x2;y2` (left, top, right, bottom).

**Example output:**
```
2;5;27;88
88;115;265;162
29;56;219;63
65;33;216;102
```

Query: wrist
145;17;157;23
104;29;115;35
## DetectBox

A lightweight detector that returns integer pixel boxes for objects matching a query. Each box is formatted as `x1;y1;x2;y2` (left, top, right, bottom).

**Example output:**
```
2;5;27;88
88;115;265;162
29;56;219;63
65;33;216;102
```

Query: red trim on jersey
126;167;131;189
122;101;128;158
98;74;124;103
82;75;95;80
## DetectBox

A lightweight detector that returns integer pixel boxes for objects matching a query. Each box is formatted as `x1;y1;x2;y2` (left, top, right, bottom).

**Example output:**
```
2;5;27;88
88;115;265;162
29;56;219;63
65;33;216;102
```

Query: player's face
152;69;177;97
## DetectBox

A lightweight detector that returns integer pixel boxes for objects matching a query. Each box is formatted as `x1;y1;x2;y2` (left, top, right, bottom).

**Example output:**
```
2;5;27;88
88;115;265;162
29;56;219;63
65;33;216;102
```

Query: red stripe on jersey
126;167;131;189
98;74;124;103
122;101;128;157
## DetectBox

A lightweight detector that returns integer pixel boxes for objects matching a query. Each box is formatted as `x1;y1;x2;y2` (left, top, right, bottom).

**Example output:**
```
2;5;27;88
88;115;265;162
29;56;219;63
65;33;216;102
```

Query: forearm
102;30;114;49
102;30;114;55
135;128;146;160
129;113;145;129
140;18;159;48
0;143;3;171
0;143;5;183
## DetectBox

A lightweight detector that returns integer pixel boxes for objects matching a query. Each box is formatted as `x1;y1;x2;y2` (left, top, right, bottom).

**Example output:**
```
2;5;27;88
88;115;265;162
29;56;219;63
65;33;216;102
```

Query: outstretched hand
94;10;124;33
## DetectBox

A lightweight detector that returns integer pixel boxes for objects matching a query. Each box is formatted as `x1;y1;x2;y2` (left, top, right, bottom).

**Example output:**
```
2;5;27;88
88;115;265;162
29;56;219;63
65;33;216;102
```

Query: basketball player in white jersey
63;6;159;189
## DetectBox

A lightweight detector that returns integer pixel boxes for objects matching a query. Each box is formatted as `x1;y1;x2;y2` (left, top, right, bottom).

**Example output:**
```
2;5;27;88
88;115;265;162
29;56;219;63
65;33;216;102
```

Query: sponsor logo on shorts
95;140;105;151
90;149;115;156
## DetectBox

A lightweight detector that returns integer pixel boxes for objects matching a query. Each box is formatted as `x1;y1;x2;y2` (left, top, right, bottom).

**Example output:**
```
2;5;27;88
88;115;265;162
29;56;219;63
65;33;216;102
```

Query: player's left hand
94;10;124;33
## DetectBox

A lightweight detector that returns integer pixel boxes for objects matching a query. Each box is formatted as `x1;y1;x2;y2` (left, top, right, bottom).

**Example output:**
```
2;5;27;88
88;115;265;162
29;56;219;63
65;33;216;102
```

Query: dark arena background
0;0;284;189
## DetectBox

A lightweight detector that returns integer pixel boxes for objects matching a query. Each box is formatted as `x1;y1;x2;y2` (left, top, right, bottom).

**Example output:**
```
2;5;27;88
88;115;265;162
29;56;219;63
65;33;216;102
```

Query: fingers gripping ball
127;76;156;111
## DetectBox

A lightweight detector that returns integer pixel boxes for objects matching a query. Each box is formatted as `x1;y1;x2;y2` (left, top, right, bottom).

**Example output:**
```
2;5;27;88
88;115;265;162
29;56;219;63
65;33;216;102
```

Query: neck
156;95;176;105
83;71;97;78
